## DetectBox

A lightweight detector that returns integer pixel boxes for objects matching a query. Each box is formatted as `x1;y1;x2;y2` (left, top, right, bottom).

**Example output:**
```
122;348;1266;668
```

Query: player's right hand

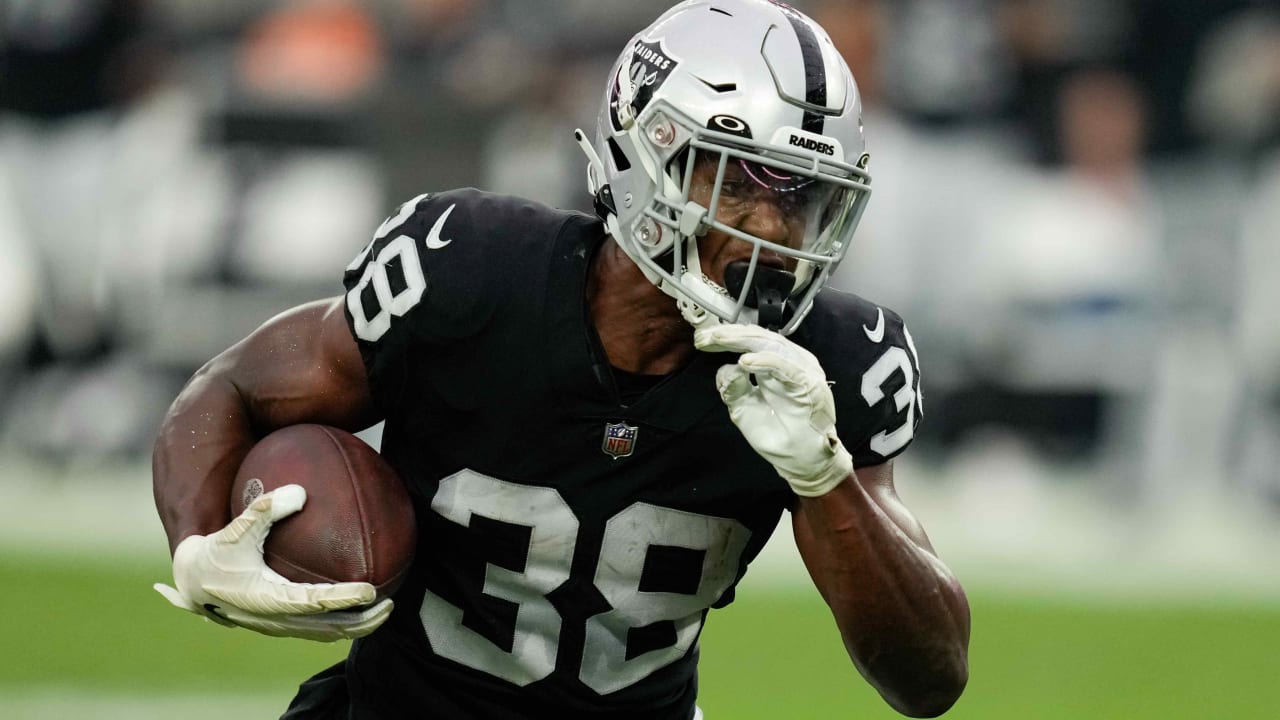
153;484;392;642
695;324;853;498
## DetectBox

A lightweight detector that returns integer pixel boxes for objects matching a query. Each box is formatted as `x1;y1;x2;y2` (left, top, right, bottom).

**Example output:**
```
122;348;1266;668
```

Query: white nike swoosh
424;204;456;249
863;307;885;343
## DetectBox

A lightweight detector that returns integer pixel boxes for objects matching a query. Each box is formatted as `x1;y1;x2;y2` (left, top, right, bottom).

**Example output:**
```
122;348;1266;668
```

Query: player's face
686;153;809;286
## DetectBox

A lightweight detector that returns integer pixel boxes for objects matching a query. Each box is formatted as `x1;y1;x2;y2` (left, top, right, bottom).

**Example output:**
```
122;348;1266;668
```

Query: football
230;424;415;600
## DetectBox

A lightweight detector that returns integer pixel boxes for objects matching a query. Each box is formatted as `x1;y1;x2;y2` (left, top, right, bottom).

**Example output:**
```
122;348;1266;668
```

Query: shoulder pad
341;189;578;413
798;290;924;467
343;189;556;346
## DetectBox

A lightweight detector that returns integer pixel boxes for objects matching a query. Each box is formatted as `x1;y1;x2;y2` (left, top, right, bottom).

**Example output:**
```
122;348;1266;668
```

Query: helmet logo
770;126;845;160
708;115;753;139
611;38;681;132
631;38;674;72
630;64;659;89
787;134;835;155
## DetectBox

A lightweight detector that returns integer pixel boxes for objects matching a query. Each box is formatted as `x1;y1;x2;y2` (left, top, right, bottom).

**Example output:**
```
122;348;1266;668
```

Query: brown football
230;424;415;600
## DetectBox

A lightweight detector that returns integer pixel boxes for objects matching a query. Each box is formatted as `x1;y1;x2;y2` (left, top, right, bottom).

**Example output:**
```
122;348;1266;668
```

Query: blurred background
1;0;1278;718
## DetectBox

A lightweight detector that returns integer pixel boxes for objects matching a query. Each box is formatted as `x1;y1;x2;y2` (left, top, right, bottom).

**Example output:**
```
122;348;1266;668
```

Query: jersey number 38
420;470;752;694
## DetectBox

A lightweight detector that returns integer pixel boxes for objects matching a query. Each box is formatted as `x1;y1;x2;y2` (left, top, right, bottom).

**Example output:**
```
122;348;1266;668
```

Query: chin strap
676;239;768;332
677;238;718;330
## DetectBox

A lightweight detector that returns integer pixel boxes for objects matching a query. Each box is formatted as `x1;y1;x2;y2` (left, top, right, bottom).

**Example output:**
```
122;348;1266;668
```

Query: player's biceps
315;297;380;424
236;299;377;429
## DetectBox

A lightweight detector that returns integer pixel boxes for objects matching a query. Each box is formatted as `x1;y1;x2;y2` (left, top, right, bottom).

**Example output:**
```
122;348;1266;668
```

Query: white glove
154;484;393;642
695;324;853;497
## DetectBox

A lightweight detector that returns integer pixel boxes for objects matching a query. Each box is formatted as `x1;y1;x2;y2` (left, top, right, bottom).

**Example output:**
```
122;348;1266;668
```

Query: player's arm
792;462;969;717
153;297;378;554
695;324;968;717
152;297;390;642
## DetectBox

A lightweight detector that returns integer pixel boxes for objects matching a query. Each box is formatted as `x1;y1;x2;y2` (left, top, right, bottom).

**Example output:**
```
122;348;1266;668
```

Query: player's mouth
720;258;797;294
717;249;787;273
705;253;790;291
755;252;788;270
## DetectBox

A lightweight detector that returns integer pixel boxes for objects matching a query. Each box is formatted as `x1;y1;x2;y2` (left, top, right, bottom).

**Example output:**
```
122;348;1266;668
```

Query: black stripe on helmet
775;4;827;133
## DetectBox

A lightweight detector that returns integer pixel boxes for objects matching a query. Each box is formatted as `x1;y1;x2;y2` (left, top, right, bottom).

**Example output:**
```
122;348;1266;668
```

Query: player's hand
695;324;853;497
153;484;392;642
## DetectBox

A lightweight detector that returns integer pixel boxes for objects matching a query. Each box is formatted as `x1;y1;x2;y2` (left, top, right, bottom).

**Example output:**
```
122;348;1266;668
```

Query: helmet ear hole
665;147;694;187
607;138;631;172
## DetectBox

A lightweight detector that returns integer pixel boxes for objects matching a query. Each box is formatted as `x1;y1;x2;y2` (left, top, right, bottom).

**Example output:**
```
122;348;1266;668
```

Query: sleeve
340;189;505;410
830;307;925;468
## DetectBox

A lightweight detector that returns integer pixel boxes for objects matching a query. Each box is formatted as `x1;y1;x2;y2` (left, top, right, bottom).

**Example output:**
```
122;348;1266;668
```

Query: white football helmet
575;0;871;335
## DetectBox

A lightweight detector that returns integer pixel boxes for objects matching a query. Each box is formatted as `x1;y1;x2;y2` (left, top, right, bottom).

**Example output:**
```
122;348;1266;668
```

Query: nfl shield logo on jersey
602;422;638;459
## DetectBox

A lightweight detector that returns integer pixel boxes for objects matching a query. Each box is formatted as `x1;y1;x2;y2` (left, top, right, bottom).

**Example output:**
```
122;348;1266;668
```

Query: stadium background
2;1;1278;717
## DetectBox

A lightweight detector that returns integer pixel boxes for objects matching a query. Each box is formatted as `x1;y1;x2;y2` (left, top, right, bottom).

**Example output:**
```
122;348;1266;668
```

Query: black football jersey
314;189;922;719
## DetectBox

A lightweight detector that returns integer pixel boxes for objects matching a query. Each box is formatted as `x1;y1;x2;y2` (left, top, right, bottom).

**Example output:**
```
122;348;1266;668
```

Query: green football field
3;553;1278;719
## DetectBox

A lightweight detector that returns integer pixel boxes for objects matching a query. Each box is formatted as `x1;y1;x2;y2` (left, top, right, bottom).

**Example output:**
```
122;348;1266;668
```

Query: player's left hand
695;324;853;497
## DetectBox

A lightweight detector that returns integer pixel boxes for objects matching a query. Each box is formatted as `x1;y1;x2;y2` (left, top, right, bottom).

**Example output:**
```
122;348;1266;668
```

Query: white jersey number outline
346;194;432;342
421;470;751;692
859;324;922;456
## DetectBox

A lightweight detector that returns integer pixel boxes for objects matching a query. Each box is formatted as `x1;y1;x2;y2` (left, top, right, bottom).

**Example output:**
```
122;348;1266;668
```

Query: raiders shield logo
610;38;681;132
602;422;639;459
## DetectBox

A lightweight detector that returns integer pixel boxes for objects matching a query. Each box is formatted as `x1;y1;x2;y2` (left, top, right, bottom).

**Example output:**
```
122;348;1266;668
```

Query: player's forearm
796;478;970;717
152;367;258;556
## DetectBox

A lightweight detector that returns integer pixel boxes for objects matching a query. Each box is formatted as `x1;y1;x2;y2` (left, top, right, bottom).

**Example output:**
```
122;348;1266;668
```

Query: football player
152;1;970;718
